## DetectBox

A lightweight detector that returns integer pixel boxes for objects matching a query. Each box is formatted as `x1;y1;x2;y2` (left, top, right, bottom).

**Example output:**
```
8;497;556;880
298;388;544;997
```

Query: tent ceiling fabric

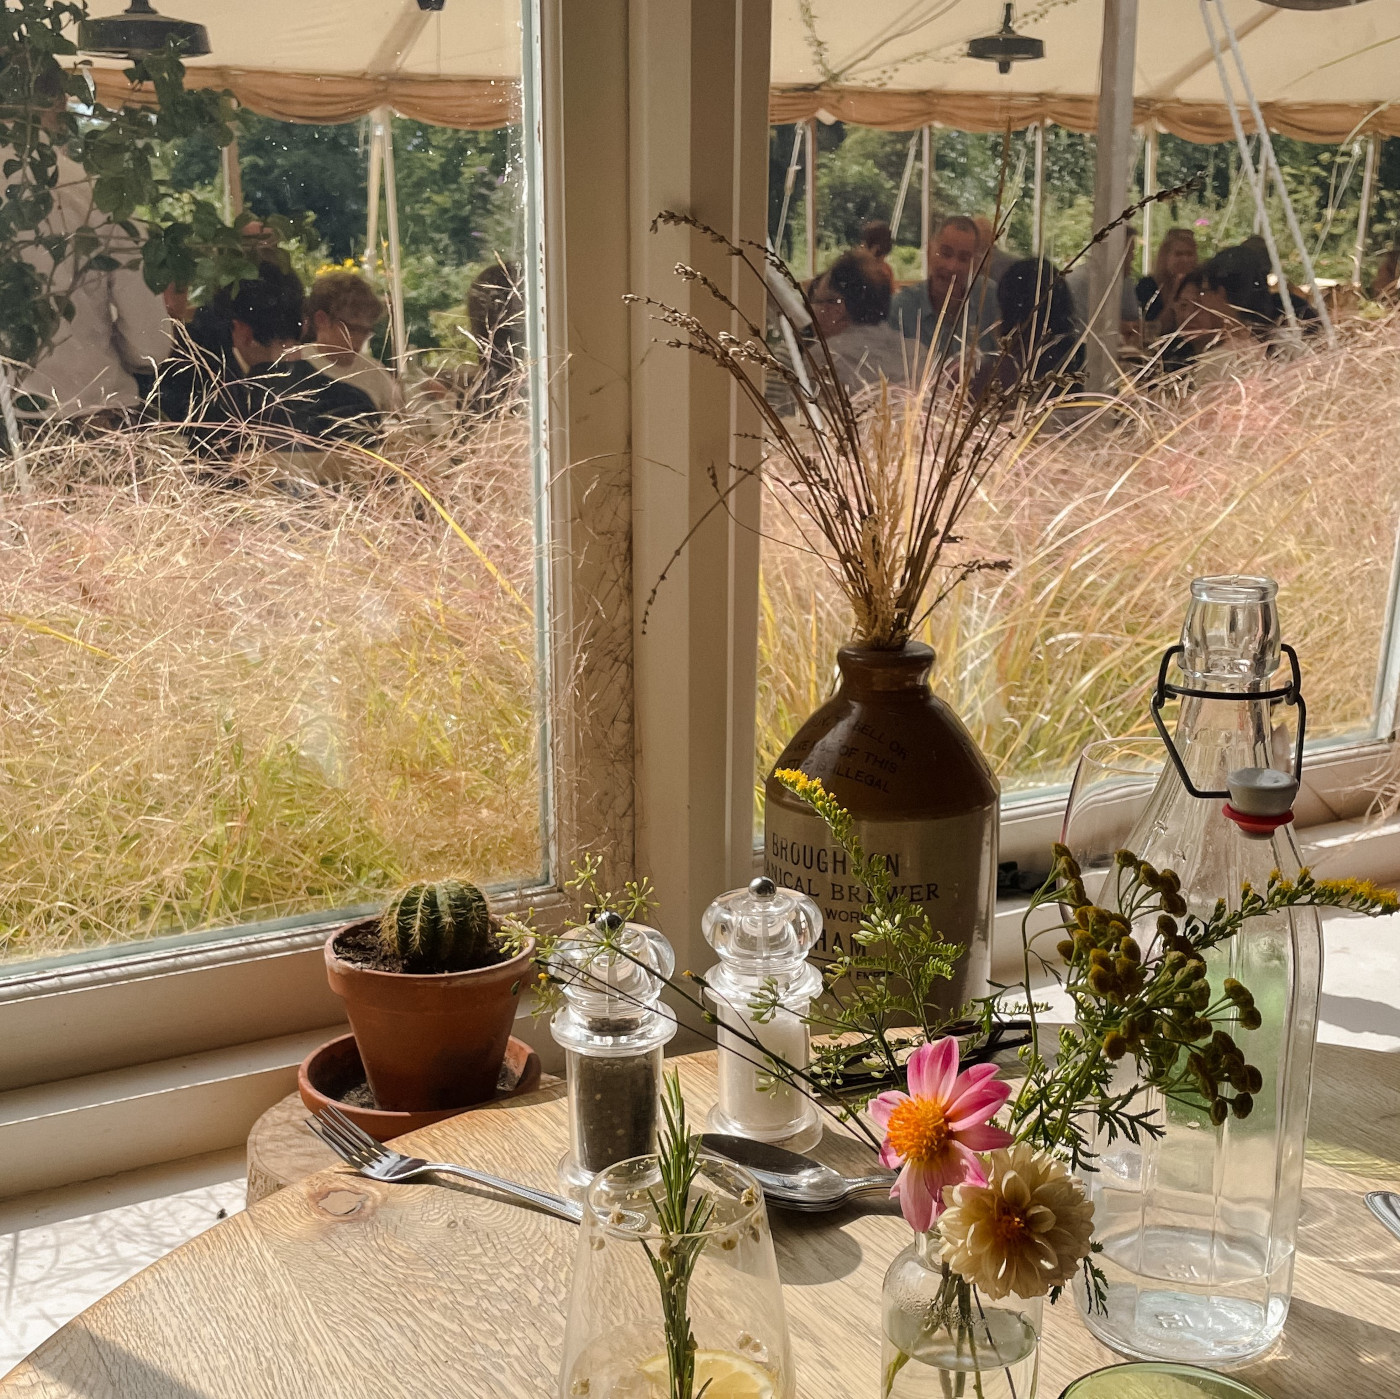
770;0;1400;142
68;0;1400;142
70;0;522;128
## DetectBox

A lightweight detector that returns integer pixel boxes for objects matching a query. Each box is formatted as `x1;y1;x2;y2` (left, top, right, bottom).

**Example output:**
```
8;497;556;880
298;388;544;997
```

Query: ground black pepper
568;1044;663;1174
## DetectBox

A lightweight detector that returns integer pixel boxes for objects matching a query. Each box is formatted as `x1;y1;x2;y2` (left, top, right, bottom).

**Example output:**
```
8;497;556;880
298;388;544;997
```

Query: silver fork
307;1103;583;1224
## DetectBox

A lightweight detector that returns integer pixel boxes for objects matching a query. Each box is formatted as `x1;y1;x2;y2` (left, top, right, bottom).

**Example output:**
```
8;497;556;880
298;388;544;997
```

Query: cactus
378;879;498;974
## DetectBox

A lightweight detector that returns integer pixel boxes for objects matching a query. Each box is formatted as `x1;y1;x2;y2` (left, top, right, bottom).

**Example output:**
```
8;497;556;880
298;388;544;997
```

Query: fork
307;1103;583;1224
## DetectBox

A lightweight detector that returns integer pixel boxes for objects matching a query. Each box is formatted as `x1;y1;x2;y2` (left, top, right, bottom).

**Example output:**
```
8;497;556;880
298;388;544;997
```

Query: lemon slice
638;1349;776;1399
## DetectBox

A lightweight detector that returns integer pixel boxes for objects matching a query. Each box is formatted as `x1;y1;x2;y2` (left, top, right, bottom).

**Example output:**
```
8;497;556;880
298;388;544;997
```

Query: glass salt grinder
550;911;677;1194
702;876;823;1153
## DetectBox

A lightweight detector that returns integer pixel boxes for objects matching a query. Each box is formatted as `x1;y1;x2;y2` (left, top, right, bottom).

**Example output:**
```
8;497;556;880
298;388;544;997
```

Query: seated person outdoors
972;258;1084;399
302;269;399;413
821;248;910;394
461;261;525;416
859;219;896;292
14;149;169;434
1137;227;1199;332
972;215;1018;286
157;262;381;481
889;214;998;361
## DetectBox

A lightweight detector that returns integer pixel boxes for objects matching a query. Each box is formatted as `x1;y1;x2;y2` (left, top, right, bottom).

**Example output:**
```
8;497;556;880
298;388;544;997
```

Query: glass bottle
558;1154;794;1398
702;876;823;1153
551;913;677;1193
881;1232;1042;1398
1075;575;1318;1365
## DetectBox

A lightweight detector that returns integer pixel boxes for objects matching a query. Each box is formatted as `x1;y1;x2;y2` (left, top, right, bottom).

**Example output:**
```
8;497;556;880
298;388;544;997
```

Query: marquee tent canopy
770;0;1400;142
68;0;1400;143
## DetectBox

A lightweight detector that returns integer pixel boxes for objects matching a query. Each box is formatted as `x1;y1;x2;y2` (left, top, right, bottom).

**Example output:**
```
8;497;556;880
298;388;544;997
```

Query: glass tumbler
558;1154;794;1399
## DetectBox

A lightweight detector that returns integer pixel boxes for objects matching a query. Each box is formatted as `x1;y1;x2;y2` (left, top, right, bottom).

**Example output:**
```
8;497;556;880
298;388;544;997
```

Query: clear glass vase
558;1154;794;1399
1071;576;1321;1365
881;1233;1042;1399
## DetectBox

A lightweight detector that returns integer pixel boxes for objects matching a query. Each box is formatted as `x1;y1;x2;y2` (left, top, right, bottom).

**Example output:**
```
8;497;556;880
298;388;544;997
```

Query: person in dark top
859;219;896;293
462;261;524;417
157;262;379;473
1202;243;1318;341
972;258;1084;400
1136;227;1199;330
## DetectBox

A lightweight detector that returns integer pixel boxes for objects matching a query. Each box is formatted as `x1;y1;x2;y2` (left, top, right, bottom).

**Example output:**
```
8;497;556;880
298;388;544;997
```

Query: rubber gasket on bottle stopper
1222;802;1294;838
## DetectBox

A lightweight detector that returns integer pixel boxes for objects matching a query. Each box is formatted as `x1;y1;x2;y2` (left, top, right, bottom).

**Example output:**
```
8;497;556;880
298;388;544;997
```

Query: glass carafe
1075;576;1320;1365
558;1154;795;1398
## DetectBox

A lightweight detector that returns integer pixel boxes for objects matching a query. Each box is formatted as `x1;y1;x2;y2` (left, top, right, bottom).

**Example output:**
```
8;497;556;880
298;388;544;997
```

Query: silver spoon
700;1133;895;1212
1365;1190;1400;1243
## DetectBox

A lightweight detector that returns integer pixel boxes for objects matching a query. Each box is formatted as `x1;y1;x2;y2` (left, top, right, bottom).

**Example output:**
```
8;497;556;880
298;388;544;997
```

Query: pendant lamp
77;1;211;59
967;4;1045;76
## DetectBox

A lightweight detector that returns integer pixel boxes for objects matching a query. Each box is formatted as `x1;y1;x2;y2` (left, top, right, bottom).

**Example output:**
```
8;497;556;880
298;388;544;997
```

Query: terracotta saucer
298;1032;542;1141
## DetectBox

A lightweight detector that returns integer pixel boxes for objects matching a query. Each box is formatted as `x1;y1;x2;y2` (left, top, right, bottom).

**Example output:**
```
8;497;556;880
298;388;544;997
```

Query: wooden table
3;1043;1400;1397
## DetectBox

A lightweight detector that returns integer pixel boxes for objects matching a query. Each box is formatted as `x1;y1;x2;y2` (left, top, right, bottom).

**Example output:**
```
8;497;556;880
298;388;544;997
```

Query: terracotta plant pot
298;1032;543;1140
324;918;536;1112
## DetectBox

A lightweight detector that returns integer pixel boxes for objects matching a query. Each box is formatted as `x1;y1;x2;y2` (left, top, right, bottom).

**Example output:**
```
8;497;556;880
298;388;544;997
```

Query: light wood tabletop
3;1043;1400;1397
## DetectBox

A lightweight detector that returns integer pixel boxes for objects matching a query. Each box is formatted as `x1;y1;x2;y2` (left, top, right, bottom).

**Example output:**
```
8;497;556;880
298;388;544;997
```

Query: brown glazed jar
762;642;998;1012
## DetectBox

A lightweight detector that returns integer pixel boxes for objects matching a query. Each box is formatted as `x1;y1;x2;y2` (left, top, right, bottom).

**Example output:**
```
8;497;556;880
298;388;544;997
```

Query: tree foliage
0;0;260;365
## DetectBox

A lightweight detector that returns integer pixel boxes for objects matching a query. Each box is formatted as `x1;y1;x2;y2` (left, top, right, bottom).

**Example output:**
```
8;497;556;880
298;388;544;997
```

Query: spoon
700;1133;896;1212
1365;1190;1400;1243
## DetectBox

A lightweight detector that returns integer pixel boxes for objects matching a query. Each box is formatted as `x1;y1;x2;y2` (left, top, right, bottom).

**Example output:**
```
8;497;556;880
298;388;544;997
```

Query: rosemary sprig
643;1074;715;1399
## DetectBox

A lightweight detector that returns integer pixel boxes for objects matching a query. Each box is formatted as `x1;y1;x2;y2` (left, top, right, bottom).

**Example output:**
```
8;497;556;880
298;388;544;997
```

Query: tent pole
890;130;919;245
364;115;383;275
1353;134;1377;289
375;108;408;375
1141;125;1157;274
804;117;817;280
921;124;933;278
220;135;243;225
773;124;803;255
1088;0;1139;394
1202;0;1332;346
1031;120;1045;258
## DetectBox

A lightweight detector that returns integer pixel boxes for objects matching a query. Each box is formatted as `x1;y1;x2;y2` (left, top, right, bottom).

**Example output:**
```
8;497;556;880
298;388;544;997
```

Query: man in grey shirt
888;214;998;364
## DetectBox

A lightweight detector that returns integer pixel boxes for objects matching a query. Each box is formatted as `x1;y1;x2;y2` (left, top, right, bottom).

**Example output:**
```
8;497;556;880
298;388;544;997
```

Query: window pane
757;114;1400;807
0;18;545;966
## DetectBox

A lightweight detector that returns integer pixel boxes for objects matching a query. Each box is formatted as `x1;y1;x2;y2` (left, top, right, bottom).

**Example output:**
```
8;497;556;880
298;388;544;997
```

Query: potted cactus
324;879;535;1111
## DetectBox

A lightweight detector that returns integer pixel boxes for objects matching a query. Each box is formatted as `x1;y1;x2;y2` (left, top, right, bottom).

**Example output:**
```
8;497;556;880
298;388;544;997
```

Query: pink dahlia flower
868;1036;1014;1232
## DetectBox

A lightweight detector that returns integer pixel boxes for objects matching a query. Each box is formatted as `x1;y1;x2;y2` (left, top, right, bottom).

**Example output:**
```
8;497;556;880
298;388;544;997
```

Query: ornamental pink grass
869;1036;1014;1232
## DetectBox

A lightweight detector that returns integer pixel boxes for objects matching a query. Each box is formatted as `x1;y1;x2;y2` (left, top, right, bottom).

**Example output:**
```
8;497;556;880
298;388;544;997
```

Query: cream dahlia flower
938;1144;1093;1300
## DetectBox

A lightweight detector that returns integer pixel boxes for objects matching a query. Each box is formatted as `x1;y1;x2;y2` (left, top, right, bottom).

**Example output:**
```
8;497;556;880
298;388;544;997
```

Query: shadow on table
1248;1297;1400;1394
22;1332;212;1399
1298;1186;1400;1290
1307;1042;1400;1171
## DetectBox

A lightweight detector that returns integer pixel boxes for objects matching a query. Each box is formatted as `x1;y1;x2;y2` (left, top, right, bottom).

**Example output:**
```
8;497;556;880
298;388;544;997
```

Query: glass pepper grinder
702;876;823;1153
550;911;676;1193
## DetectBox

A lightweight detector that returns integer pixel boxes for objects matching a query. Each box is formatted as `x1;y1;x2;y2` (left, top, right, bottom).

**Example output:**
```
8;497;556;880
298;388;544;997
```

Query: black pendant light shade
967;4;1044;75
77;1;211;59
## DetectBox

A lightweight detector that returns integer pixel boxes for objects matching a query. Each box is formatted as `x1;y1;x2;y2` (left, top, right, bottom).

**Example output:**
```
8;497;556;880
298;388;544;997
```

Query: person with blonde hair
1136;227;1200;333
301;268;398;412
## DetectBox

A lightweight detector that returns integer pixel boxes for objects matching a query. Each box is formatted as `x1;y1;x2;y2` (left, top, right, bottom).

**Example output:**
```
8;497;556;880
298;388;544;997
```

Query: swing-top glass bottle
1075;575;1320;1365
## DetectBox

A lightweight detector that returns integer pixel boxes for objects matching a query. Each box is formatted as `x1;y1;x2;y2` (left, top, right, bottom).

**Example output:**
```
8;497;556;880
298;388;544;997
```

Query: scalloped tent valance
69;0;1400;142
